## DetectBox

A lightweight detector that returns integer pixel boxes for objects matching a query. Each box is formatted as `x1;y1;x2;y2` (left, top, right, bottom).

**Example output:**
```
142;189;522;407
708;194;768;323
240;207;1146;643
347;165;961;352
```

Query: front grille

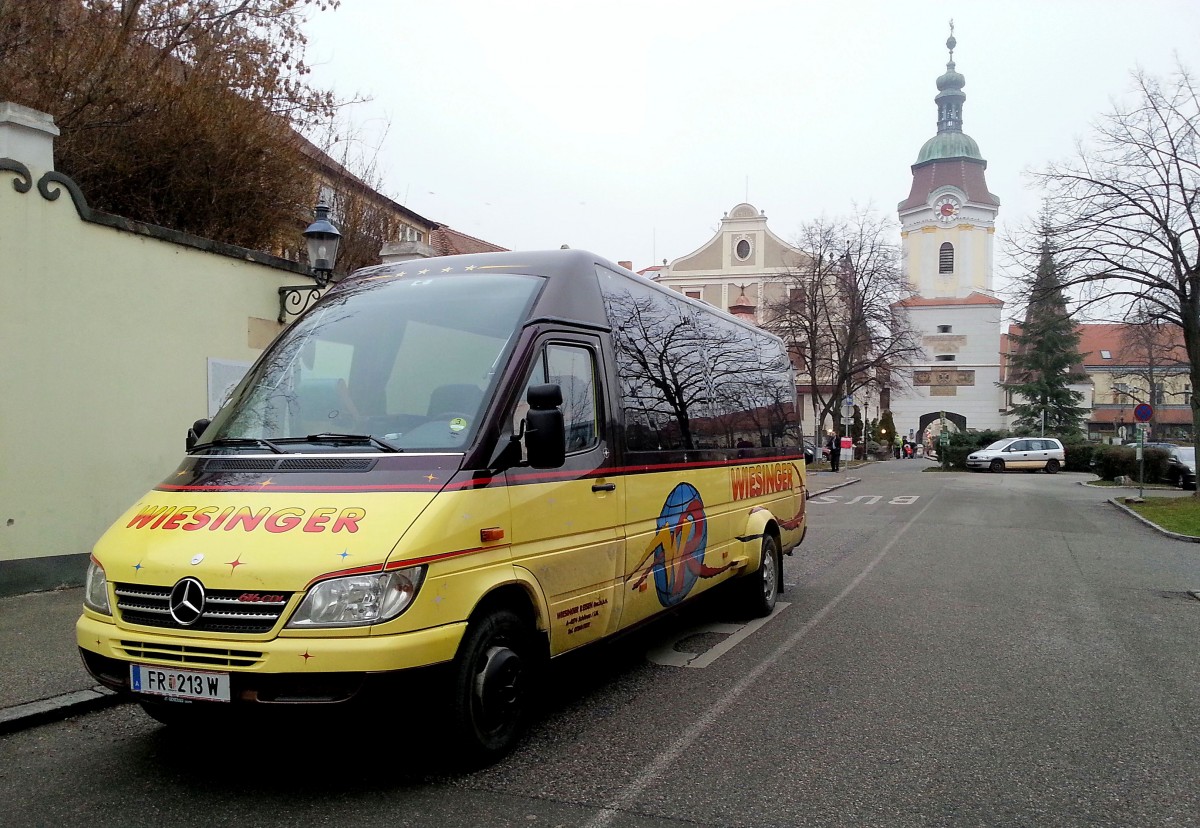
115;582;293;634
117;640;264;668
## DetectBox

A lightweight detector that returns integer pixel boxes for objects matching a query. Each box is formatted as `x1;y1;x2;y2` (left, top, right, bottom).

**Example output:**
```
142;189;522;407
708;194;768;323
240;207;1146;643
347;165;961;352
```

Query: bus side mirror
186;418;211;451
524;384;565;469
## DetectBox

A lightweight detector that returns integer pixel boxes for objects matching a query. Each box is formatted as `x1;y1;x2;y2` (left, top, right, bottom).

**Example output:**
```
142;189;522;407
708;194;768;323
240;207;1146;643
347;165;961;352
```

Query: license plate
130;664;230;702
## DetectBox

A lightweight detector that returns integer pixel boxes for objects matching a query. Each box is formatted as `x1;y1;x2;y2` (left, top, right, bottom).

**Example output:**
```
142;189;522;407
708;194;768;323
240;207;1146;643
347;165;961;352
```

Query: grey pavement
0;586;121;734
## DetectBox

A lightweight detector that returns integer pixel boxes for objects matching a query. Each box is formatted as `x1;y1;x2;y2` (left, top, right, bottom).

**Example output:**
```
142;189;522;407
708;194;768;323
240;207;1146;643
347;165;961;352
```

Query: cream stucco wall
656;203;807;325
1;119;311;592
903;223;994;298
889;303;1007;440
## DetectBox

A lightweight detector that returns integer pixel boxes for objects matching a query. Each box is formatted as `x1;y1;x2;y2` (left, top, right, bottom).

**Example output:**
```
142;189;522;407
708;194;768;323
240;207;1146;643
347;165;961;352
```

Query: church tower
889;26;1007;445
897;26;1000;299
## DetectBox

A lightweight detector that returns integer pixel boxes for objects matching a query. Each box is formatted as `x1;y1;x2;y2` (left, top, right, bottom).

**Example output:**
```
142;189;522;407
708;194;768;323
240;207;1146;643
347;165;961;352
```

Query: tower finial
947;19;956;58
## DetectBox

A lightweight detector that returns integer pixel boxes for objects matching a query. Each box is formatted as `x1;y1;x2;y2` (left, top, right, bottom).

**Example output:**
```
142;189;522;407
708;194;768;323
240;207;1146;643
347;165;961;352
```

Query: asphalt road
5;463;1200;827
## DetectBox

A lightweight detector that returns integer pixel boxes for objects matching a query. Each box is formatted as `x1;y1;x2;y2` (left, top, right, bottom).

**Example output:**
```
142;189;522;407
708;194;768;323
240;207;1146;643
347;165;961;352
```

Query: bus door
505;335;625;654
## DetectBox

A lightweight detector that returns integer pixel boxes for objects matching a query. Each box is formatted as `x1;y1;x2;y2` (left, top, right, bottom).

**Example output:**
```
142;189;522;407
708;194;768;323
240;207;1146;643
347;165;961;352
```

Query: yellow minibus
77;249;807;760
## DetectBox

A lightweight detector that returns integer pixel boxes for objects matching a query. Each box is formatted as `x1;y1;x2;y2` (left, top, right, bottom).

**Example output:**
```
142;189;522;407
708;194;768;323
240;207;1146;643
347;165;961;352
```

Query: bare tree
764;209;922;444
1112;305;1190;437
1024;63;1200;490
0;0;349;251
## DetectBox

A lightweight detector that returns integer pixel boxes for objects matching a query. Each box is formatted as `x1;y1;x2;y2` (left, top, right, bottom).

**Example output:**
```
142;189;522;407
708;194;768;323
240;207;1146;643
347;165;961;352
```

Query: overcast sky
303;1;1200;292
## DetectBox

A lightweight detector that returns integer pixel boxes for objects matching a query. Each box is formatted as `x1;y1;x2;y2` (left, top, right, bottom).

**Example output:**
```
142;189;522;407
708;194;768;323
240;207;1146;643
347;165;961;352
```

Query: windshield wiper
191;437;287;454
302;433;404;453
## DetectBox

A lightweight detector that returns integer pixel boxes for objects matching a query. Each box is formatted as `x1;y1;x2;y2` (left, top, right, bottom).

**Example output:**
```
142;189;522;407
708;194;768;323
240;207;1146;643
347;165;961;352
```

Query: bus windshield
201;272;543;453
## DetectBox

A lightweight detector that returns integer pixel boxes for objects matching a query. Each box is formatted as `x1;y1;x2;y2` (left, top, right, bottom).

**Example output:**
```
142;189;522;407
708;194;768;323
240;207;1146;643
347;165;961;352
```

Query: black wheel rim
471;645;524;737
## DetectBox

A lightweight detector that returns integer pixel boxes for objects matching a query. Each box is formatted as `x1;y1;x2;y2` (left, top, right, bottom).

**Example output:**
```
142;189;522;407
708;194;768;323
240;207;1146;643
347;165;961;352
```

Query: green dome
916;131;983;164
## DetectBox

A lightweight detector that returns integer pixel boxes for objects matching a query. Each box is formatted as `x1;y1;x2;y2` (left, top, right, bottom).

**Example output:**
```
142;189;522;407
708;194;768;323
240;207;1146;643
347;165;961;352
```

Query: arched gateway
918;410;966;442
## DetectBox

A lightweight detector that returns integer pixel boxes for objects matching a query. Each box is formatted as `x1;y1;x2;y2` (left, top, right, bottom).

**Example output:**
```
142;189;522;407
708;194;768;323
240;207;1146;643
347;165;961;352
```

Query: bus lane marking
645;603;790;668
809;494;921;505
583;494;939;828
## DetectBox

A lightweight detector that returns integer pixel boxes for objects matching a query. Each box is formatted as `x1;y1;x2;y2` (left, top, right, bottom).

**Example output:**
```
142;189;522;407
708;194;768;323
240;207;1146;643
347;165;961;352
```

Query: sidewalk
0;586;121;735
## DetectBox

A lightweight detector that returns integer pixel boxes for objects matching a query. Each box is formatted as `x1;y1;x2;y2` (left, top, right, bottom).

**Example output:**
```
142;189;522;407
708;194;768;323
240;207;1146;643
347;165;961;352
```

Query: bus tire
741;534;780;618
449;608;535;763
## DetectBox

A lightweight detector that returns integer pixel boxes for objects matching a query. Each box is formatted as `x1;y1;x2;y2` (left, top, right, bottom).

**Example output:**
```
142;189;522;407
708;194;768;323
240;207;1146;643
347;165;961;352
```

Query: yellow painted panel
78;612;465;673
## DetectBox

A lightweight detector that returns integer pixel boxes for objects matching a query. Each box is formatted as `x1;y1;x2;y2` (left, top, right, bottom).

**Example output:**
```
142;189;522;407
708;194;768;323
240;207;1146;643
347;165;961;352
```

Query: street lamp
278;200;343;322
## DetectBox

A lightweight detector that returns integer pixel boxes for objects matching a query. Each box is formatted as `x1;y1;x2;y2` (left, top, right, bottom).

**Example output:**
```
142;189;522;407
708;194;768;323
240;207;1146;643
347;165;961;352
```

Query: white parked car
966;437;1066;474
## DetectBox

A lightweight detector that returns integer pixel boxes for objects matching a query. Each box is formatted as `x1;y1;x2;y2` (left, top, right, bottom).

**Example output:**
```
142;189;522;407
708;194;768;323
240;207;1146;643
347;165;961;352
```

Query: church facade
889;30;1007;445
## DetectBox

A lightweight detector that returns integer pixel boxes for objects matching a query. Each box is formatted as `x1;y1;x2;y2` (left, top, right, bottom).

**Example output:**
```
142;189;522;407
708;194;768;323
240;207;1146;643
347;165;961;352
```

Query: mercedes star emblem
169;577;206;626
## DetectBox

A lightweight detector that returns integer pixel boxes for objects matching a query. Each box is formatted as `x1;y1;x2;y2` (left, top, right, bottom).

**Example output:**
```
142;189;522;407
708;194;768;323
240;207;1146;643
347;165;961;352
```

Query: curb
808;477;861;499
0;685;125;736
1106;497;1200;543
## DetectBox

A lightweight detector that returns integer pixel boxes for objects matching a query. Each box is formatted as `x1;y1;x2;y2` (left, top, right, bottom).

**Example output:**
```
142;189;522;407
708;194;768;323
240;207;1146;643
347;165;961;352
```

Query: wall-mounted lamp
279;200;342;322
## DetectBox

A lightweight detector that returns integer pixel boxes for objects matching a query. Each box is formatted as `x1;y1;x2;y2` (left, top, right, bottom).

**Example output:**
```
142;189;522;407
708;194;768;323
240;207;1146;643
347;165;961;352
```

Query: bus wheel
741;534;780;618
449;609;534;763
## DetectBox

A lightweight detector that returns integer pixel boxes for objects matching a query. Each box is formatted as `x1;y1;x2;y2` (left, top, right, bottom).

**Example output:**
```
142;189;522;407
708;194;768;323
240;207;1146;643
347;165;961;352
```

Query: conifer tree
879;409;897;450
1004;228;1088;438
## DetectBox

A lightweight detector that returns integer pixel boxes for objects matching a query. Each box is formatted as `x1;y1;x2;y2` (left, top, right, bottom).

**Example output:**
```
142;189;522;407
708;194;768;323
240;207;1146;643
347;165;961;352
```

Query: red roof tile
428;226;508;256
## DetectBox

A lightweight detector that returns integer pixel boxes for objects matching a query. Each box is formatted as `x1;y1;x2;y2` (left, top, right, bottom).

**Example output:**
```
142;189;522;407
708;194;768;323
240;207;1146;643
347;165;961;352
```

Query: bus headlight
287;567;426;628
84;558;111;615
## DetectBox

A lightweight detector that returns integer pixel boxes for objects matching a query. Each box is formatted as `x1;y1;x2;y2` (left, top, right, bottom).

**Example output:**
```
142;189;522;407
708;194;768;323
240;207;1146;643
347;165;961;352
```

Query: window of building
685;289;702;301
937;325;952;333
939;242;954;274
1100;350;1112;359
935;354;955;362
1185;386;1193;405
1154;386;1165;405
735;238;752;261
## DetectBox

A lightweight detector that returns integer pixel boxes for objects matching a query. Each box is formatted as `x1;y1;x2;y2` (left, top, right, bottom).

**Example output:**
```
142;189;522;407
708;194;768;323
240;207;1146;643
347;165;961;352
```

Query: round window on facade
735;238;752;261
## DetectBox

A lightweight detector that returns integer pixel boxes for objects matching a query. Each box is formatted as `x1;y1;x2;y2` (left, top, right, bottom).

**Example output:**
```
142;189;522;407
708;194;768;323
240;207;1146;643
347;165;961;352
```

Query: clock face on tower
935;195;961;223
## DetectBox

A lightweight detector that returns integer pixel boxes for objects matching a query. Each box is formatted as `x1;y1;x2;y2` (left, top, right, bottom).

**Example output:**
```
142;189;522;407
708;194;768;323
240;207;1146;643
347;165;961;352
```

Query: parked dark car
1163;445;1197;490
803;441;830;465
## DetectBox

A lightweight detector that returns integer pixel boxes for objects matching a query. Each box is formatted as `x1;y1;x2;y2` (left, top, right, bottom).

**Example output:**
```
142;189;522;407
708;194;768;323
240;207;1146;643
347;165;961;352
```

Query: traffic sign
1134;403;1153;422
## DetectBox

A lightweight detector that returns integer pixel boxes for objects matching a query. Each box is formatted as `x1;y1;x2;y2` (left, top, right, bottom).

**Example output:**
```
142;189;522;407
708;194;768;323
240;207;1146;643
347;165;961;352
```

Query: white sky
303;0;1200;290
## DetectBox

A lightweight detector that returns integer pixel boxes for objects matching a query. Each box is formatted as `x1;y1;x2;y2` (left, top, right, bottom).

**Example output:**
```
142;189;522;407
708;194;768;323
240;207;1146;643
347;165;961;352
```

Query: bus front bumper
77;613;466;704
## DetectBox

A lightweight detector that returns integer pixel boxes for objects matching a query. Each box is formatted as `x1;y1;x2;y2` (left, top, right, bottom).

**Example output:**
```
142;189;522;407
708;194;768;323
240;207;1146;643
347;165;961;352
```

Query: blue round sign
1134;403;1154;422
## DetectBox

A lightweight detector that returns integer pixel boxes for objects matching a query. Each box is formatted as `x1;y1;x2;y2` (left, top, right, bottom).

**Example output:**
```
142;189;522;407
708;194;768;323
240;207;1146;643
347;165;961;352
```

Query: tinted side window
547;344;599;452
513;343;599;454
596;266;799;452
598;270;708;450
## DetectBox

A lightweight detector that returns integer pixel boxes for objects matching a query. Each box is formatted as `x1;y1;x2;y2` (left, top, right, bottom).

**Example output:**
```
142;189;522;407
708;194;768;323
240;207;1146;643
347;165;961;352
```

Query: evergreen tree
879;410;897;449
1004;227;1089;438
